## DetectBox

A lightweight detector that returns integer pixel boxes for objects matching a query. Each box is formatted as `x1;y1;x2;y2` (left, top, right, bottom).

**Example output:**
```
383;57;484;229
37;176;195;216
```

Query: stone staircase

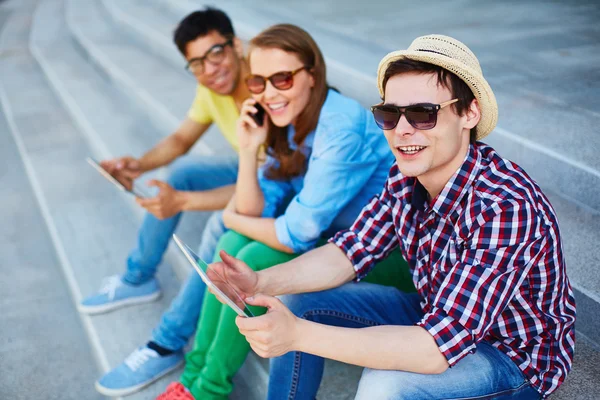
0;0;598;399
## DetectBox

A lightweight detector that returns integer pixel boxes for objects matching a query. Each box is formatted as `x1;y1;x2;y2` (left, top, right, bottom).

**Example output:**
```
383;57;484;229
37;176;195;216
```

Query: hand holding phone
237;100;268;151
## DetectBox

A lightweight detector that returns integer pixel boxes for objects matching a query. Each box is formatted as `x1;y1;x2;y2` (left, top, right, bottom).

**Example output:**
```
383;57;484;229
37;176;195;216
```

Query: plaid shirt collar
410;144;481;218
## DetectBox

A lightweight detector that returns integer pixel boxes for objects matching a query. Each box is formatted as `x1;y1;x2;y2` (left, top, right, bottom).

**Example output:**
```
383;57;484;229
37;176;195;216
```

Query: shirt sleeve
416;199;544;366
330;173;399;280
187;86;213;124
274;129;382;253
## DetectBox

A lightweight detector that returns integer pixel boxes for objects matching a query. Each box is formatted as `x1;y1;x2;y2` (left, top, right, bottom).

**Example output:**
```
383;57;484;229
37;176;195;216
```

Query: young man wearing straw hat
207;35;576;399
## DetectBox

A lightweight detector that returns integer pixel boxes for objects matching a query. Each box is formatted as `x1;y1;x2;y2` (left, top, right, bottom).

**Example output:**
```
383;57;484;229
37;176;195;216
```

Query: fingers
135;197;159;207
99;160;116;174
147;179;170;189
115;156;134;170
236;313;272;332
219;251;254;276
245;293;281;309
239;114;259;129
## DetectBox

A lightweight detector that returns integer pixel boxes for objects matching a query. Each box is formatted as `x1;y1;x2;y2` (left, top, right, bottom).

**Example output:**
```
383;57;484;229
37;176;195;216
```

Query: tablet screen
173;235;254;318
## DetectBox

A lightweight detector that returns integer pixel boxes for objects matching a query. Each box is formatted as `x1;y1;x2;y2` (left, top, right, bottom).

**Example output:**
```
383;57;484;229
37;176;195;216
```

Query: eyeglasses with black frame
371;99;459;131
185;39;233;75
245;66;310;94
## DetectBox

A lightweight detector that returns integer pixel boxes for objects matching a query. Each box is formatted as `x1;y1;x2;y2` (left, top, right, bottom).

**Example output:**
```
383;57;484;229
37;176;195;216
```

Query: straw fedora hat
376;34;498;140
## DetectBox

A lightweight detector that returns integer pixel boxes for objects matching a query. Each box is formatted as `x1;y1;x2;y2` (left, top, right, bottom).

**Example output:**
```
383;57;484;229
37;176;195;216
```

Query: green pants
180;231;415;399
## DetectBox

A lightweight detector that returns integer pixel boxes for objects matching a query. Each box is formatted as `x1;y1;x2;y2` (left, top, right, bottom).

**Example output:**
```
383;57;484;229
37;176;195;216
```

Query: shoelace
99;275;122;301
124;347;157;372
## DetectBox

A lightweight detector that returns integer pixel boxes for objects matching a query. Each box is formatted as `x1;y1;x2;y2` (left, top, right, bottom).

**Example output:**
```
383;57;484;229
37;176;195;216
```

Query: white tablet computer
172;234;254;318
86;157;149;198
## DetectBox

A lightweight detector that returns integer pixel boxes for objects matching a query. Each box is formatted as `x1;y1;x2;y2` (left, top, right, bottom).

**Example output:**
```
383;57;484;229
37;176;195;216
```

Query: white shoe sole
94;358;184;397
78;290;161;315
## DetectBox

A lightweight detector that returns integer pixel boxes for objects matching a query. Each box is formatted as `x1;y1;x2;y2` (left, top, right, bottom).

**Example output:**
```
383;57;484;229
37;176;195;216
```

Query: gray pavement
1;0;598;399
0;85;103;400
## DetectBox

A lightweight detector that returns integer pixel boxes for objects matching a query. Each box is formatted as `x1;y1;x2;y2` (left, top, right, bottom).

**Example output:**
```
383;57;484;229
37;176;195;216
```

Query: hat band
415;49;451;58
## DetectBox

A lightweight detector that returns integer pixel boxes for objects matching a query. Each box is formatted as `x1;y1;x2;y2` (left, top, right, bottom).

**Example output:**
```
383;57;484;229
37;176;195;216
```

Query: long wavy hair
248;24;328;180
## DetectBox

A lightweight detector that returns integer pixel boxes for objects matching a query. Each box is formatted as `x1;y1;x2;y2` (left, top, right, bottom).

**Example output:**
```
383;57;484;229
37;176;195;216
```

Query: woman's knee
214;230;252;261
236;241;294;272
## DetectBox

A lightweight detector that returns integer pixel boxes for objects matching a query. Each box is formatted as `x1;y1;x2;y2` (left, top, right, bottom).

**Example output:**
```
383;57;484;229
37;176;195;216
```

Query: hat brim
377;50;498;140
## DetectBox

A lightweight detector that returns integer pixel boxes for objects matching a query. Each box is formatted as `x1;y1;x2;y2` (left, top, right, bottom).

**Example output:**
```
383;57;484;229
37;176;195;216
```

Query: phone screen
251;103;265;127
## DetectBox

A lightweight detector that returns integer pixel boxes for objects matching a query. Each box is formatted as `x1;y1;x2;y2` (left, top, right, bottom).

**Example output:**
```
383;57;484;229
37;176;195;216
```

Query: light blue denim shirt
258;89;394;253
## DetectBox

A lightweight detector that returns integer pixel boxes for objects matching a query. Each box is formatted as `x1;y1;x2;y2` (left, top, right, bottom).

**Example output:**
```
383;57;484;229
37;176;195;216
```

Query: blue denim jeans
151;210;228;351
123;154;238;351
269;283;540;400
123;154;238;283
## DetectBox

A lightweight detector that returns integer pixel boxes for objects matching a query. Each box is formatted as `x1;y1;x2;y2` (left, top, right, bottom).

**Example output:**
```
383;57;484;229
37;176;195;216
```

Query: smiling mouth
210;72;228;86
266;102;288;112
396;145;426;155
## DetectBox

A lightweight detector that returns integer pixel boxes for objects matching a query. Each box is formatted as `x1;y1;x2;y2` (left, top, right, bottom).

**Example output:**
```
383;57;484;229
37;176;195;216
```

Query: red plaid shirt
332;143;576;397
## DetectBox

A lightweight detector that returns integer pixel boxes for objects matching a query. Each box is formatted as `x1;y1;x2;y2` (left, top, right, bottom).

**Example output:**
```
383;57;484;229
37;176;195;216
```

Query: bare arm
237;294;448;374
223;211;292;253
137;118;211;172
235;148;265;216
294;320;448;373
234;99;269;216
258;243;356;296
180;184;236;212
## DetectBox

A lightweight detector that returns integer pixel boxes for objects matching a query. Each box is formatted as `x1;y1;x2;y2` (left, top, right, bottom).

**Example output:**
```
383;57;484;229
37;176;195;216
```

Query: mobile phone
250;103;265;127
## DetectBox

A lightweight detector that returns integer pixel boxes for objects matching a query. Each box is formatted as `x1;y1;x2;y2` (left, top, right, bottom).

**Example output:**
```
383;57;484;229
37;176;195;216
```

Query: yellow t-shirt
187;85;239;152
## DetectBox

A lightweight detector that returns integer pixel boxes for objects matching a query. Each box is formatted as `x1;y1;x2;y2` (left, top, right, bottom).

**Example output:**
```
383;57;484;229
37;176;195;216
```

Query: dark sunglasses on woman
371;99;458;131
245;66;310;94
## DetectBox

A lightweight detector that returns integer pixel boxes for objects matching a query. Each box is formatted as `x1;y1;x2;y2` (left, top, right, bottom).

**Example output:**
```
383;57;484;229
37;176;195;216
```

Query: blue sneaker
95;346;184;397
79;275;161;315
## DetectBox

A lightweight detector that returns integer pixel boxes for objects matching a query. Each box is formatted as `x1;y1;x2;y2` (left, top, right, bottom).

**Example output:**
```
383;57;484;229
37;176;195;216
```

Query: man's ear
233;37;244;58
464;98;481;130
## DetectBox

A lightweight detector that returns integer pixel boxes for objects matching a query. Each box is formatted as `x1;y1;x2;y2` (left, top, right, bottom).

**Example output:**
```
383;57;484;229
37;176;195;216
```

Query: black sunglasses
245;66;310;94
185;39;233;75
371;99;459;131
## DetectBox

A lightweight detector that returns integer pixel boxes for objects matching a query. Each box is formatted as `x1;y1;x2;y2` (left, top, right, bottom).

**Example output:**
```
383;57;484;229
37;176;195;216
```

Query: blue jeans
123;154;237;283
124;154;238;350
269;283;540;400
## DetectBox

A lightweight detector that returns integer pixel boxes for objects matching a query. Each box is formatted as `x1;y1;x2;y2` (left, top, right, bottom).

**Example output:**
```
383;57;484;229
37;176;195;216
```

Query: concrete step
29;0;205;282
0;98;103;400
101;0;181;70
1;1;185;398
0;8;103;398
28;0;267;398
64;0;231;157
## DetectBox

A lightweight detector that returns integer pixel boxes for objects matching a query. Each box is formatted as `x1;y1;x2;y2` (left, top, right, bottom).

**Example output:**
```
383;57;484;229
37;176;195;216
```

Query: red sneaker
156;382;194;400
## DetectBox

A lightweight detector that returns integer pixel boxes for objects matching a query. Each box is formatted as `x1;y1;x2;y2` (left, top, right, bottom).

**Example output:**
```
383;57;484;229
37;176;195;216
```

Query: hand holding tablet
173;234;255;318
86;157;149;198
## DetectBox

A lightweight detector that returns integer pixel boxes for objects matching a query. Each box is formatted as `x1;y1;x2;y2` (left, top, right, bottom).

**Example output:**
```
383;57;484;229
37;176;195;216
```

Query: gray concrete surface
1;0;598;398
0;66;103;400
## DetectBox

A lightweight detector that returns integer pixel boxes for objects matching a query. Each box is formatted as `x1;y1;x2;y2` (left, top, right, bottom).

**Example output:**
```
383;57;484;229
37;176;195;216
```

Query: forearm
224;213;292;253
295;321;448;374
260;243;355;296
181;184;236;211
137;136;190;172
235;148;264;215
